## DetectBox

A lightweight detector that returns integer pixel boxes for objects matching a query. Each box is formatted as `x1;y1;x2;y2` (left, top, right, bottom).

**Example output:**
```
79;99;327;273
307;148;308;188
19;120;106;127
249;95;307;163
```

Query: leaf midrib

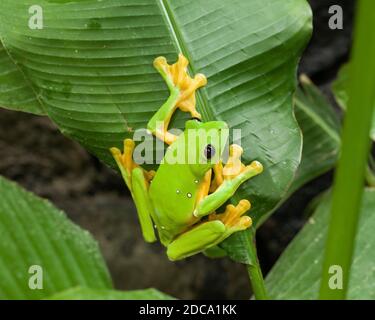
156;0;215;122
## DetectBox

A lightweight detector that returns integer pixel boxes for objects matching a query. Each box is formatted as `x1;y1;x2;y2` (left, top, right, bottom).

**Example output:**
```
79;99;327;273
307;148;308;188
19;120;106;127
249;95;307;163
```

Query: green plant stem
245;231;268;300
319;0;375;299
246;264;268;300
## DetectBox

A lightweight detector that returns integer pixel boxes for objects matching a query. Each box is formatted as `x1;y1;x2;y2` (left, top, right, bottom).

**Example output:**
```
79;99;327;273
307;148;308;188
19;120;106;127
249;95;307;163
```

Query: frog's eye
204;144;215;160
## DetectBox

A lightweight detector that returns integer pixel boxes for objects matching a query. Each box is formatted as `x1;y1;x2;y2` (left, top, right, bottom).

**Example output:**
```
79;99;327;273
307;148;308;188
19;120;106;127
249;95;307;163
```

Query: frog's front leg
110;139;157;243
167;200;251;261
194;145;263;218
147;54;207;145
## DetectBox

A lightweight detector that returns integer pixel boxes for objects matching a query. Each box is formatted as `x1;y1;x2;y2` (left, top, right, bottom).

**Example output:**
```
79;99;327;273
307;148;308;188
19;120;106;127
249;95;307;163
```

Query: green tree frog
110;54;263;261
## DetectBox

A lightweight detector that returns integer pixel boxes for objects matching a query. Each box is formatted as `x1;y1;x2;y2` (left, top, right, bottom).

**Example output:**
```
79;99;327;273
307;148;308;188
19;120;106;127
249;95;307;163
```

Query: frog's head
181;118;229;176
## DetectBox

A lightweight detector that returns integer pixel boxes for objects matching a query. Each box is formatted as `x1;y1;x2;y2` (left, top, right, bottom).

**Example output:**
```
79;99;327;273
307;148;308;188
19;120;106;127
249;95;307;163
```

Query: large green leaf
221;77;342;264
265;188;375;300
258;76;342;224
289;75;341;195
333;63;375;141
0;0;312;228
0;176;112;299
0;42;45;115
48;287;174;300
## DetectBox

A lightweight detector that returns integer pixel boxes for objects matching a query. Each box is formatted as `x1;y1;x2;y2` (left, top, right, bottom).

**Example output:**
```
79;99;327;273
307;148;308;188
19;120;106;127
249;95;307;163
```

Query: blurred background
0;0;355;299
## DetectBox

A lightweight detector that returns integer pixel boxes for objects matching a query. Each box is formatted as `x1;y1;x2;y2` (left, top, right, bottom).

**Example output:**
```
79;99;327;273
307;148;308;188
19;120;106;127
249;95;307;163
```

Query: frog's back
149;163;199;244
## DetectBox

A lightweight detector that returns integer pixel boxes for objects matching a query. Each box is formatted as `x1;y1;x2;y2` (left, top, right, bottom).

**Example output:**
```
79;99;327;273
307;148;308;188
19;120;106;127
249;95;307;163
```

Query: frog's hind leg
110;139;156;243
147;54;207;145
167;200;251;261
167;220;226;261
131;167;157;243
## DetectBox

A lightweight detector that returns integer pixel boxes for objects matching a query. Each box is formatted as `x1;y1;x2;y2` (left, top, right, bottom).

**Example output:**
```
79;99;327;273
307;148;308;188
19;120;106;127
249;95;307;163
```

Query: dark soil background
0;0;355;299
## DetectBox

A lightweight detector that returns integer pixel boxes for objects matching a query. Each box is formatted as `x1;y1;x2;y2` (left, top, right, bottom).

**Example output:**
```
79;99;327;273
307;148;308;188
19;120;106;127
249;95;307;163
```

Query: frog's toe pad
110;146;121;158
243;161;264;177
124;138;135;150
